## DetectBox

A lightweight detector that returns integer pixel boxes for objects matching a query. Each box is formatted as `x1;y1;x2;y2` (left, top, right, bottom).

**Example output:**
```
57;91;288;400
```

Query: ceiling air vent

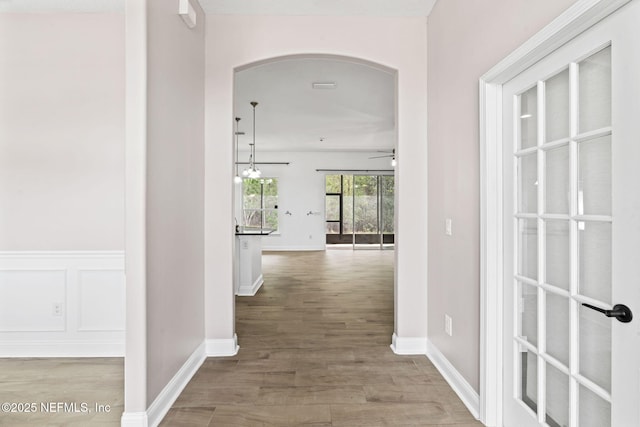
312;82;337;89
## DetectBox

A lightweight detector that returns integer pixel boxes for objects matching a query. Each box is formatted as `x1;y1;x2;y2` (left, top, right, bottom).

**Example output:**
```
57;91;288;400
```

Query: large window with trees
325;174;394;248
243;178;278;231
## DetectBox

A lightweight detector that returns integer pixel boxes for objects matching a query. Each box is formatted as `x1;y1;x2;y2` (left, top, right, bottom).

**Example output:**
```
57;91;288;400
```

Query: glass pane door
380;175;395;249
353;175;380;248
508;46;614;427
325;174;394;249
502;4;640;425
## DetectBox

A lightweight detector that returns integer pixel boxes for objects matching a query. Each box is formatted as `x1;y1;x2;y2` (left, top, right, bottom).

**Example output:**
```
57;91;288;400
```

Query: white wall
234;151;394;251
205;15;428;349
426;0;578;392
0;14;126;358
145;0;206;406
0;13;125;251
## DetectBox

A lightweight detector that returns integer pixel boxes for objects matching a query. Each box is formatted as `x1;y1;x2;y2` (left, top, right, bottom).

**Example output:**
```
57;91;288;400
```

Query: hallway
162;250;481;426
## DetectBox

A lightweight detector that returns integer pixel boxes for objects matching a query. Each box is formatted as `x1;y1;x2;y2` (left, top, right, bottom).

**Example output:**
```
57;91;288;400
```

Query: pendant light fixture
242;101;261;178
234;117;243;183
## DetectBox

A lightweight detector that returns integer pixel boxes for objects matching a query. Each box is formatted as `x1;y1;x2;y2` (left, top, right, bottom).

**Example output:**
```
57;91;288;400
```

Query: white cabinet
234;232;268;296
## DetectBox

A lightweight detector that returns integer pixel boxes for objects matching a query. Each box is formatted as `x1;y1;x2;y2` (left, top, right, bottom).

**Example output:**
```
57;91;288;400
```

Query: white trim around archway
478;0;631;425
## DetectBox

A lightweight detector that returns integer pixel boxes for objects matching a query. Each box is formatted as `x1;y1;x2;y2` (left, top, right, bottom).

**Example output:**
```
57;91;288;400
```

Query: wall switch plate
445;314;453;336
445;218;452;236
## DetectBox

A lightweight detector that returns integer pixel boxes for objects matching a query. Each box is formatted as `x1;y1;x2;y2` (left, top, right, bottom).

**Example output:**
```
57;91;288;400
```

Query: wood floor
0;357;123;426
162;250;482;426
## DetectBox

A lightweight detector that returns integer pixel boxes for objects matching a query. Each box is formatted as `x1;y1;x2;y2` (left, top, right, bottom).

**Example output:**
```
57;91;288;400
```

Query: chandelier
242;101;261;179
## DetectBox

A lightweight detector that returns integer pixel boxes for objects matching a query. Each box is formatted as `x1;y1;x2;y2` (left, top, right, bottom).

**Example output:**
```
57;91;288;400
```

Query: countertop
235;229;274;236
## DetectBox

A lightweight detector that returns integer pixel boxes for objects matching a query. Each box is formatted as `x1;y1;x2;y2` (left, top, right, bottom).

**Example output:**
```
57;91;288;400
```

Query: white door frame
478;0;631;425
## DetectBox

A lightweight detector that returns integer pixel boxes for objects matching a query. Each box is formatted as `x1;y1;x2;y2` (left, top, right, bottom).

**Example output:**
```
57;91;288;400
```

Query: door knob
582;303;633;323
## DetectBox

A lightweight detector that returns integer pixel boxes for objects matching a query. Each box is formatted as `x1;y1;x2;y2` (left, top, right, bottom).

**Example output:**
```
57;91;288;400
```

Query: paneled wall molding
0;250;125;259
0;250;125;357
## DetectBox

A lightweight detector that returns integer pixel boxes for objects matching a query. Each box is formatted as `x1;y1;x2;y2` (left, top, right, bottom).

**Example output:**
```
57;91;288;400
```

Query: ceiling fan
368;149;396;167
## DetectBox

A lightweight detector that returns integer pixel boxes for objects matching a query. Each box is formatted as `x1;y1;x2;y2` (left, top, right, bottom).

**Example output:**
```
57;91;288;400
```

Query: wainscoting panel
0;251;125;357
78;269;126;331
0;269;67;332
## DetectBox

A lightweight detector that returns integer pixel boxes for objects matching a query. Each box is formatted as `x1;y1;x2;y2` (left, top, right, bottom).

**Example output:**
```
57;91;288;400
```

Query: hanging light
234;117;243;183
244;101;261;178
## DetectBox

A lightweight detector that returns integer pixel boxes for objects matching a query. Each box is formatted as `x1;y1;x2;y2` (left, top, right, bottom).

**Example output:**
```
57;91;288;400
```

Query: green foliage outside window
243;178;278;230
325;174;394;235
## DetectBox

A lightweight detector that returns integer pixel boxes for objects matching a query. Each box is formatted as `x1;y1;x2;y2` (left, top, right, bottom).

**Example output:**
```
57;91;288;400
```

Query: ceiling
2;0;426;153
234;57;396;152
0;0;436;15
0;0;124;13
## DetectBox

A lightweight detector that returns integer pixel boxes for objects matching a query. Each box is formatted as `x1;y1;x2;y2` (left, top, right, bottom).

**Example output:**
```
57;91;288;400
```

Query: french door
325;174;394;249
502;2;640;426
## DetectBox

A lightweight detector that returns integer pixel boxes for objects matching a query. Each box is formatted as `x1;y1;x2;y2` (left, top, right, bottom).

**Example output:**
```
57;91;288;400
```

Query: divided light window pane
520;86;538;150
545;68;570;142
579;304;612;392
579;46;611;133
578;221;612;304
546;291;570;365
545;145;570;214
519;350;539;415
518;219;538;280
578;135;612;216
518;154;538;214
546;363;570;427
545;220;570;291
518;282;538;346
579;385;611;427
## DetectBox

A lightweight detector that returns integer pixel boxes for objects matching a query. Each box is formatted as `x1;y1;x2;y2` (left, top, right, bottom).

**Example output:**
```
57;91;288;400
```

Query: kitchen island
234;229;273;296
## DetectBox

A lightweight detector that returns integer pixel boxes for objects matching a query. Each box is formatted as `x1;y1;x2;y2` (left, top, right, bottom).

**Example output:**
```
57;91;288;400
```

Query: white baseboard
0;340;124;357
426;339;480;419
120;337;238;427
262;246;326;252
390;333;427;355
236;274;263;296
146;341;207;427
120;411;149;427
206;334;239;357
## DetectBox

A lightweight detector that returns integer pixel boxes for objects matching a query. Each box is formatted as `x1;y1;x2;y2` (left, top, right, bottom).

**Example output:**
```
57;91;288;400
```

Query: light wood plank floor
162;250;482;426
0;357;123;426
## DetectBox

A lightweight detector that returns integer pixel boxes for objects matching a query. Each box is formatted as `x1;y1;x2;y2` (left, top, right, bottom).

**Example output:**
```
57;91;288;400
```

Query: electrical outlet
53;303;62;317
445;218;452;236
444;314;453;336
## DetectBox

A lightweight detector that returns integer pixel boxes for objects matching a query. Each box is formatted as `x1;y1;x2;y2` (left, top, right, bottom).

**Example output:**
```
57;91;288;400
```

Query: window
325;174;394;246
242;178;278;230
